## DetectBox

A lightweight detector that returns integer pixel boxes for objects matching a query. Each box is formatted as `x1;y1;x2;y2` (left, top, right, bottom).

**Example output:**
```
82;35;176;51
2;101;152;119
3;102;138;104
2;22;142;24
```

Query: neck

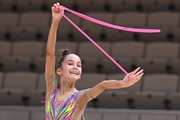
59;78;76;94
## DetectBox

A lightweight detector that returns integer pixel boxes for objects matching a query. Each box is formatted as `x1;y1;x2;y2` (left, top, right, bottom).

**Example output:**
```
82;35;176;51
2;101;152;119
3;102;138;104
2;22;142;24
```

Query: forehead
64;54;81;62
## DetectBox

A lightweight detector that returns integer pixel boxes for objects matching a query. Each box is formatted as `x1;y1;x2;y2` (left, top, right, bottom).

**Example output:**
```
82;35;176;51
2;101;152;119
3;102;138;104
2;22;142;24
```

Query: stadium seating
0;0;180;119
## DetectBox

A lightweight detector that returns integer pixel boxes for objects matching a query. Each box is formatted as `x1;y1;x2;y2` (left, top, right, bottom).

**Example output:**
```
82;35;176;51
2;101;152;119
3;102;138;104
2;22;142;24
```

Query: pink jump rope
56;6;161;78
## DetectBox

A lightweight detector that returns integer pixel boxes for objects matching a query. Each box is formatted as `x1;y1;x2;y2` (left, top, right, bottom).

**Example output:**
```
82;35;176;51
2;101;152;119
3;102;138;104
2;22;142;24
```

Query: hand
121;67;144;88
51;2;64;22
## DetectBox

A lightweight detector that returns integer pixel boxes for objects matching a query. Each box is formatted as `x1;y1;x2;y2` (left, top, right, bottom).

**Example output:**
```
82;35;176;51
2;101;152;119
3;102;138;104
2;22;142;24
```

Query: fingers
54;2;60;8
135;68;144;77
135;69;144;77
132;67;144;75
52;3;60;11
132;67;141;74
130;67;144;82
135;73;144;81
52;2;64;13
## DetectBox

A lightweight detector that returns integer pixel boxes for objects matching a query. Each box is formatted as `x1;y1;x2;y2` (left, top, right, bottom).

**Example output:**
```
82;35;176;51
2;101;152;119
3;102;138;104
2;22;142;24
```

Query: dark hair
54;49;71;88
57;49;72;69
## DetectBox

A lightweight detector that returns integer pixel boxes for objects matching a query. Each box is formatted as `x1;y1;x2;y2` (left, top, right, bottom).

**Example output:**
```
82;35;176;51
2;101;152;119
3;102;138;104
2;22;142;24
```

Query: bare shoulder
77;89;94;105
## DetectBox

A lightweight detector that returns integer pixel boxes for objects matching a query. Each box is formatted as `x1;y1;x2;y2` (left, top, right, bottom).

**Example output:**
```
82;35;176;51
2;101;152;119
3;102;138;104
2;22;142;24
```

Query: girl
45;3;144;120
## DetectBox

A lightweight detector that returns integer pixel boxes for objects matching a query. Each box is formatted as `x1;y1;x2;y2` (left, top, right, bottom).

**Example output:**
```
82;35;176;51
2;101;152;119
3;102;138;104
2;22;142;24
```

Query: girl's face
57;54;82;82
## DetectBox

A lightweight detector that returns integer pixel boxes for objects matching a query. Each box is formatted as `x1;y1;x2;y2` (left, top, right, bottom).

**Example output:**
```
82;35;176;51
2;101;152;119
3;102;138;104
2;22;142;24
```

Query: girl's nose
73;66;78;70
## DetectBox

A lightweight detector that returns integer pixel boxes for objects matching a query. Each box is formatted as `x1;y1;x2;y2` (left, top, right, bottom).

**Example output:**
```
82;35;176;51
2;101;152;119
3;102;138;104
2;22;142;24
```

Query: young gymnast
45;3;144;120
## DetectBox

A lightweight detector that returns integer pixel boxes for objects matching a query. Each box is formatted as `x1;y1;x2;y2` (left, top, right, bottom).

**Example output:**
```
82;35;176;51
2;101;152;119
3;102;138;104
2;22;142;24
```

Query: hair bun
57;49;72;68
61;49;71;57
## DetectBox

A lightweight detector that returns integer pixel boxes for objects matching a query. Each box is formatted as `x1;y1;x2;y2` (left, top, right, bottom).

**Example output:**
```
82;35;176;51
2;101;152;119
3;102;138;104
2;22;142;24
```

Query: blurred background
0;0;180;119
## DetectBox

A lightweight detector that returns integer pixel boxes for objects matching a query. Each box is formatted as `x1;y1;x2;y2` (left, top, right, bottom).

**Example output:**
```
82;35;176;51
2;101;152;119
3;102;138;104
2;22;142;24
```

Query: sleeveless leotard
46;88;86;120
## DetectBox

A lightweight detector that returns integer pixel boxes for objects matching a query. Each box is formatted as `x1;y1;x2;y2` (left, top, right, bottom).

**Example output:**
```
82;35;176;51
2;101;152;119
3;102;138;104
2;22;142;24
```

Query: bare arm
45;3;64;100
78;67;144;104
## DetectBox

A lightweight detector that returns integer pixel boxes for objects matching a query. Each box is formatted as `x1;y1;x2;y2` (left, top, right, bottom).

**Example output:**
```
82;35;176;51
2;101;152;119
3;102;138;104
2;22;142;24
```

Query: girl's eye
68;63;73;65
77;64;82;67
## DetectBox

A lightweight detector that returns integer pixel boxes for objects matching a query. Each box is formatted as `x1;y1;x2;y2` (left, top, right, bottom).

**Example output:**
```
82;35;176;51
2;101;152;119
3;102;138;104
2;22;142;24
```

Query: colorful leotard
46;87;86;120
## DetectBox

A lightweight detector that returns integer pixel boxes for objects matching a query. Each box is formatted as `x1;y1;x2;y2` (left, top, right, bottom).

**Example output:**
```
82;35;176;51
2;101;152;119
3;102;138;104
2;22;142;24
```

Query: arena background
0;0;180;119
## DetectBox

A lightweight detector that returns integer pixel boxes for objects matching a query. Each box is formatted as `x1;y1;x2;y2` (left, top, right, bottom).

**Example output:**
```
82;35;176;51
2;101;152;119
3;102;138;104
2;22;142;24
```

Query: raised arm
45;3;64;100
79;67;144;105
